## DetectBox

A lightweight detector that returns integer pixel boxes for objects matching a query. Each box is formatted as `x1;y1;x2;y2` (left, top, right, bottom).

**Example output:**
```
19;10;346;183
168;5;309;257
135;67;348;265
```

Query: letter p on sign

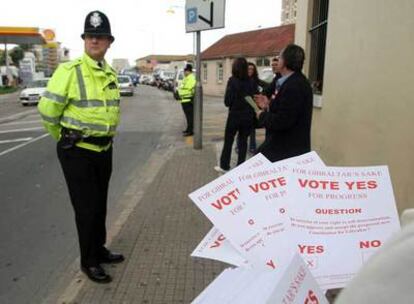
187;8;197;24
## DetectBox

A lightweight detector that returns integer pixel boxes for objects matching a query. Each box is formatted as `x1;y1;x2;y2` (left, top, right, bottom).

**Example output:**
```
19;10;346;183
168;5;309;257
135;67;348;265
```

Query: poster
288;165;400;289
191;152;325;269
191;226;248;267
189;153;272;267
191;254;328;304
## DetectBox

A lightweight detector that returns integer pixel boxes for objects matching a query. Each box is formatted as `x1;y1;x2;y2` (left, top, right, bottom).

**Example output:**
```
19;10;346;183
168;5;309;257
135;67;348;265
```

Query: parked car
120;70;139;86
117;75;134;96
173;69;185;96
139;74;151;85
19;78;50;106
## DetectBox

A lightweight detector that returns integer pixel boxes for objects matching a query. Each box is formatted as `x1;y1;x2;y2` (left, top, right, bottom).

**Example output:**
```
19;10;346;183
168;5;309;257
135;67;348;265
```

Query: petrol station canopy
0;27;46;45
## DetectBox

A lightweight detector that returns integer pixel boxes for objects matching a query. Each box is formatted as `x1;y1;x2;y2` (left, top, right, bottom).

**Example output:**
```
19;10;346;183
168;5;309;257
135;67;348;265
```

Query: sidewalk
52;94;253;304
72;144;226;304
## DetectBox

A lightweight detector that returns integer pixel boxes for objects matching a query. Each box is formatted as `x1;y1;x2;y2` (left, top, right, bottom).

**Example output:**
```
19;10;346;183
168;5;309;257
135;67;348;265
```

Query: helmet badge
90;12;102;28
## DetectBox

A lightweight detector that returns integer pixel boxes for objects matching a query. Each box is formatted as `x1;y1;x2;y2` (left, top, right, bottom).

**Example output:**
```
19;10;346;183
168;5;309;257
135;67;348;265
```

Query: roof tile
201;24;295;60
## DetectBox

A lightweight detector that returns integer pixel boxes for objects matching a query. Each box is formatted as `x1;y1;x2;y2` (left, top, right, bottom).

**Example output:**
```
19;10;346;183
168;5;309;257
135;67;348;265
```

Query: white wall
296;0;414;211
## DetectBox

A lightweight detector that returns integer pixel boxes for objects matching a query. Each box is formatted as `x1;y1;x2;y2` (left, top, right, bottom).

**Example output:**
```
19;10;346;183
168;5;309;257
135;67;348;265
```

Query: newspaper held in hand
244;96;260;112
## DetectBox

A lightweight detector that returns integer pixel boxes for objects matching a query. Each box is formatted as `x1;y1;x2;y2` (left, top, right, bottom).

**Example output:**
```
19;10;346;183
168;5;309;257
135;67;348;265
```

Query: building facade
112;58;130;73
135;55;195;74
281;0;298;25
295;0;414;212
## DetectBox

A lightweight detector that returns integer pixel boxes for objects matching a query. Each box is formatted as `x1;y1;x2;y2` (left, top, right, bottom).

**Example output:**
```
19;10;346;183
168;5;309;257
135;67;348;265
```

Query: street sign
185;0;225;33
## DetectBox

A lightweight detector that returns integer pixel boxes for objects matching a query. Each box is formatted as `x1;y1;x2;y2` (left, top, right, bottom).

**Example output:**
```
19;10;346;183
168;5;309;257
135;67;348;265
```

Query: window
308;0;329;94
202;63;208;82
256;57;270;67
217;62;224;83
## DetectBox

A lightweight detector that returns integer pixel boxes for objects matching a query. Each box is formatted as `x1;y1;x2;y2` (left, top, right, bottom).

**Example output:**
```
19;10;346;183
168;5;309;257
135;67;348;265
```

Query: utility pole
185;0;226;150
193;31;203;149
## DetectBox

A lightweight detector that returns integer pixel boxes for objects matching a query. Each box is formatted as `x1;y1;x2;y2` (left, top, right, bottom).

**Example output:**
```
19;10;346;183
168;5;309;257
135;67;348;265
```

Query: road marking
0;133;49;157
0;119;41;126
0;127;44;134
0;137;33;144
0;109;38;124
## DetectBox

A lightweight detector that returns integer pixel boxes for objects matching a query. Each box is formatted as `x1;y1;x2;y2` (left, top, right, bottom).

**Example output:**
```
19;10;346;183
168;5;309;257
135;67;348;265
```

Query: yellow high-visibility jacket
38;53;120;152
178;73;196;103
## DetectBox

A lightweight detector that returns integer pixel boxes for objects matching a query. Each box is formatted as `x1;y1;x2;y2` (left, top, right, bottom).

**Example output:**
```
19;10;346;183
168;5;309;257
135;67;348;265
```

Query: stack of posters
189;152;400;303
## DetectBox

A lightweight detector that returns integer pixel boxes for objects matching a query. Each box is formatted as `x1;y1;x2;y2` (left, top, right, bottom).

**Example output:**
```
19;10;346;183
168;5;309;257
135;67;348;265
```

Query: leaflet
287;165;401;289
189;153;272;267
192;152;325;268
191;254;328;304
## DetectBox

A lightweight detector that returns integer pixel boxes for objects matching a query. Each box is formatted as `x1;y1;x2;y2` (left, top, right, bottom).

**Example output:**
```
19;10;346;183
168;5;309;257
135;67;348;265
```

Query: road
0;85;184;303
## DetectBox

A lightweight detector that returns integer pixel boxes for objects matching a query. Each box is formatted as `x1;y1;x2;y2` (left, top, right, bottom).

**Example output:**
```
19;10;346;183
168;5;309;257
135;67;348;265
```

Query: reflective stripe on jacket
178;73;196;103
38;53;120;152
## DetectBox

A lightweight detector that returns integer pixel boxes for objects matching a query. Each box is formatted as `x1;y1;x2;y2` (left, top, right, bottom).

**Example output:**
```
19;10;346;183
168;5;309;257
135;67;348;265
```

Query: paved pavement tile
73;145;226;304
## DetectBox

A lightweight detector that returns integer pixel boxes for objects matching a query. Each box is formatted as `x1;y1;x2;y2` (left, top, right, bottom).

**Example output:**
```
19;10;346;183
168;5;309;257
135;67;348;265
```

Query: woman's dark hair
232;57;248;80
247;62;259;82
281;44;305;72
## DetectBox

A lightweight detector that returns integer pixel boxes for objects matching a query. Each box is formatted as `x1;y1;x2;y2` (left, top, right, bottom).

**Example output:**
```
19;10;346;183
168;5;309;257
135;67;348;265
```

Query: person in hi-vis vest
178;64;196;136
38;10;124;283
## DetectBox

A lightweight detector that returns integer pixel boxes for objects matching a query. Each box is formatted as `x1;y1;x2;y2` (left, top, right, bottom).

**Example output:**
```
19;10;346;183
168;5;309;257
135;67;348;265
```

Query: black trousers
57;143;112;267
237;128;256;151
220;113;254;170
181;102;194;132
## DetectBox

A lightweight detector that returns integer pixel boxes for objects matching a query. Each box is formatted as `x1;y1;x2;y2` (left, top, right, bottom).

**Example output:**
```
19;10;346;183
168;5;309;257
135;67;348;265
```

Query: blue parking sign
187;7;197;24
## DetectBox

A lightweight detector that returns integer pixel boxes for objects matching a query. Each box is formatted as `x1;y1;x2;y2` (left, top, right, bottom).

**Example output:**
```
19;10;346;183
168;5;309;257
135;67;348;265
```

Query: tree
0;49;4;65
10;47;25;65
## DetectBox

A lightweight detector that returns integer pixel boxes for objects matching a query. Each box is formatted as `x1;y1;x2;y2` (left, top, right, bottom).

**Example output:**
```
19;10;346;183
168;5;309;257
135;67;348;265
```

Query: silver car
117;75;134;96
19;78;50;106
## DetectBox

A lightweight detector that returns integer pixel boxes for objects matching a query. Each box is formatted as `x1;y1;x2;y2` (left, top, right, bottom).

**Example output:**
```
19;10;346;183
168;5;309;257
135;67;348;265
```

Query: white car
20;78;50;106
117;75;134;96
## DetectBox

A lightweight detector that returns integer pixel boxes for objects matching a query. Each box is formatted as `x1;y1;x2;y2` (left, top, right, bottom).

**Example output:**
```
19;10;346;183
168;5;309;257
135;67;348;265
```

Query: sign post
185;0;225;150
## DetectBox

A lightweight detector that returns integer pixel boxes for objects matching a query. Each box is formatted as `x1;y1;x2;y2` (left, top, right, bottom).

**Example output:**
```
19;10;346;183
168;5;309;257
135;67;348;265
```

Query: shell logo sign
42;29;55;42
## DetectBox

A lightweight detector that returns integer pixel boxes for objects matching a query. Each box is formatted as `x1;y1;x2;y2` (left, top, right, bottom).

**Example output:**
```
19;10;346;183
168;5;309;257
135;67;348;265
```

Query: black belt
82;136;113;146
61;127;113;148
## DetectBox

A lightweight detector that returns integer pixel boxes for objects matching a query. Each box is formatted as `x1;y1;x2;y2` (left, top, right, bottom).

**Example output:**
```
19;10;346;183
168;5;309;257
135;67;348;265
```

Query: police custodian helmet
81;10;114;42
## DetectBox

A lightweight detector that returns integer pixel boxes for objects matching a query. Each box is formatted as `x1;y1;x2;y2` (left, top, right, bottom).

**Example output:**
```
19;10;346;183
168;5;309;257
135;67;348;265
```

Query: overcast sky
1;0;282;65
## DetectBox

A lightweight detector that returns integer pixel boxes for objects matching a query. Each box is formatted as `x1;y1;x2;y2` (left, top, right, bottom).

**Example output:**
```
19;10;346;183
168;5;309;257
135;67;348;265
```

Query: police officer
38;10;124;283
178;64;196;136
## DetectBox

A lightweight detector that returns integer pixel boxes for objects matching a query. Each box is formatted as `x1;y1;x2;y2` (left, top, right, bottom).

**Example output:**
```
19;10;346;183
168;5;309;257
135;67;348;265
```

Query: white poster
191;152;325;269
191;226;248;267
189;153;272;267
288;165;401;289
192;254;328;304
266;254;329;304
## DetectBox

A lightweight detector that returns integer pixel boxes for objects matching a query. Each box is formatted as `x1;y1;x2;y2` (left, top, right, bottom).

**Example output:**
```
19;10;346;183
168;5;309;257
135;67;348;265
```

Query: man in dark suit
263;56;282;99
254;44;313;162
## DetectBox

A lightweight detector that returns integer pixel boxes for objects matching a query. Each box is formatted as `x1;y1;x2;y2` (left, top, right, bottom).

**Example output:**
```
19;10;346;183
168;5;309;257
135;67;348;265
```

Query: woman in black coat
215;57;257;172
236;62;268;153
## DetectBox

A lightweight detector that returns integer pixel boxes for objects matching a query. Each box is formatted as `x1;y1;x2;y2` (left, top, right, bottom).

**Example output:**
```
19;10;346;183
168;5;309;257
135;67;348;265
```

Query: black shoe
81;265;112;283
183;131;194;137
182;130;189;134
99;251;125;264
